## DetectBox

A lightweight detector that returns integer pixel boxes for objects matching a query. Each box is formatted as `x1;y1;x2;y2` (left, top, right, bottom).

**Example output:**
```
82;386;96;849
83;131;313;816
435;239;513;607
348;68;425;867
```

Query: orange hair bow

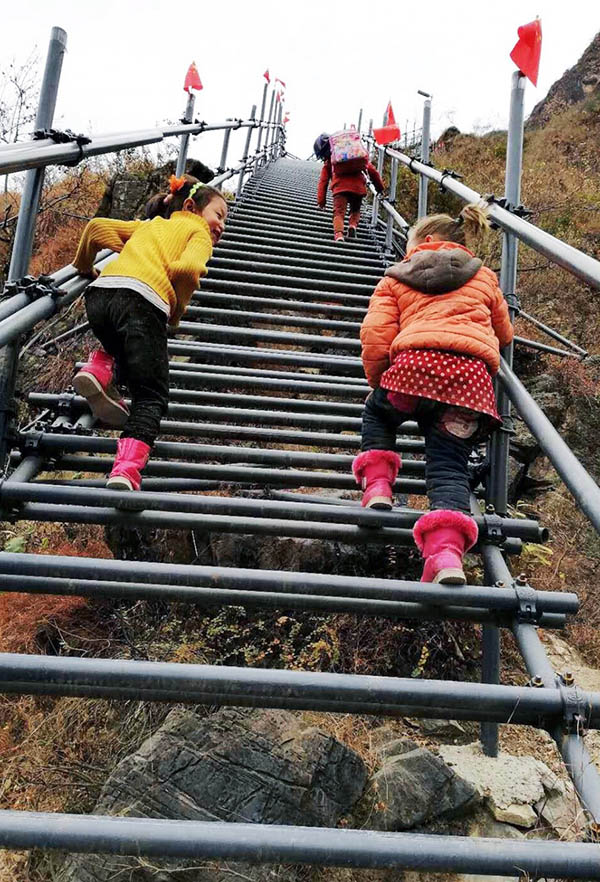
169;174;186;194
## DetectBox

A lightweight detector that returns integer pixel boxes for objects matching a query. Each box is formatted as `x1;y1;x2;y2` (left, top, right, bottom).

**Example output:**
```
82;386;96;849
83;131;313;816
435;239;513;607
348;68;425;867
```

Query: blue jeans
361;388;481;513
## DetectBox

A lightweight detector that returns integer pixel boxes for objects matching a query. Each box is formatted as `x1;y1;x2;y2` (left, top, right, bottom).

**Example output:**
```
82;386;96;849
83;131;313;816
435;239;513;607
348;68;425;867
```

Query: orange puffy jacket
360;241;514;388
317;160;384;206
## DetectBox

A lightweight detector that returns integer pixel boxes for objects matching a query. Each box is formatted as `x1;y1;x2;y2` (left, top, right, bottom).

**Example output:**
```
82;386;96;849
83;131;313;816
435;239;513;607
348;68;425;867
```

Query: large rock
370;739;479;830
59;707;367;881
438;742;581;832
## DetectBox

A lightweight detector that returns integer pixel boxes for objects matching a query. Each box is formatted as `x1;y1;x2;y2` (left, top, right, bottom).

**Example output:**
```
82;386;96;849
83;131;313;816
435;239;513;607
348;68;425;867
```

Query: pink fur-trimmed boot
413;509;479;585
73;349;129;427
106;438;151;492
352;449;402;510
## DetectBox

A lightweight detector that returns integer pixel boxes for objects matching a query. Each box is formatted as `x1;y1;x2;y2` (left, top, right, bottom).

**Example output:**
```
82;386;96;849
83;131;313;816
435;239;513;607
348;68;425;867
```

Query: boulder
59;707;367;881
438;742;580;832
370;739;479;830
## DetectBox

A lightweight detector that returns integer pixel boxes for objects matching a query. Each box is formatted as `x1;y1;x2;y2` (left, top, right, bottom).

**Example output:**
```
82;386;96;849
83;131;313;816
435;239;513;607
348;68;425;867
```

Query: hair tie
169;174;186;194
454;214;464;227
188;181;205;200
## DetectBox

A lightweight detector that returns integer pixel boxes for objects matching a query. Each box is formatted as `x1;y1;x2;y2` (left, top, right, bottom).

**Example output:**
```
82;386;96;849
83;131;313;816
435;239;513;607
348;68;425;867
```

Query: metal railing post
216;120;233;190
0;26;67;474
236;104;257;199
357;108;363;132
255;81;269;157
263;89;275;165
384;155;398;256
175;91;196;177
480;71;526;759
371;146;384;229
417;92;432;219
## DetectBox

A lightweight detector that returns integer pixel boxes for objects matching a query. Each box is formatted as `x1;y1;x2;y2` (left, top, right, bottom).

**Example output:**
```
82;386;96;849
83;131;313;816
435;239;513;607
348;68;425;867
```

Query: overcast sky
3;1;598;173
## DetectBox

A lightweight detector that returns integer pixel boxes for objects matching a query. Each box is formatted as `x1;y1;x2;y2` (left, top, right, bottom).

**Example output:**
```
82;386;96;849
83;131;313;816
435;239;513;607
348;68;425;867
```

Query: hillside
1;43;600;881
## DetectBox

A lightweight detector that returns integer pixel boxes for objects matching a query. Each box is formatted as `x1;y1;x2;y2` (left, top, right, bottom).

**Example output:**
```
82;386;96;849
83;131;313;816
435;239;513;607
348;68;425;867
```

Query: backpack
329;129;368;174
313;132;331;160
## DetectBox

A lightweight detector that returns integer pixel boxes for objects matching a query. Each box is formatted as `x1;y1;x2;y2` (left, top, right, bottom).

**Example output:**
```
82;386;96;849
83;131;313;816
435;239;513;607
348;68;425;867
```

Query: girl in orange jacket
353;203;513;584
71;175;227;492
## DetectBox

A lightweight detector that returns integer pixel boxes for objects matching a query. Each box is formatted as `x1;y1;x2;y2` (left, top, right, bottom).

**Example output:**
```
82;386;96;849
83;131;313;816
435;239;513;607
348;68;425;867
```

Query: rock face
371;739;479;830
95;157;215;220
438;742;584;836
528;31;600;127
59;707;367;881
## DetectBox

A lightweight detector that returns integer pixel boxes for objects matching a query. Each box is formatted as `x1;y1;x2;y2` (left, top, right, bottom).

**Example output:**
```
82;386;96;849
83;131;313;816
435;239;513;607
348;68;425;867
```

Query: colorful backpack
329;129;368;174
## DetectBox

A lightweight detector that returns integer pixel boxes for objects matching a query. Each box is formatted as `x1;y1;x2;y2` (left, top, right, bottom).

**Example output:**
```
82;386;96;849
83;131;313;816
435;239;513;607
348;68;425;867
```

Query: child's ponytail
144;174;225;220
457;202;490;240
408;201;489;248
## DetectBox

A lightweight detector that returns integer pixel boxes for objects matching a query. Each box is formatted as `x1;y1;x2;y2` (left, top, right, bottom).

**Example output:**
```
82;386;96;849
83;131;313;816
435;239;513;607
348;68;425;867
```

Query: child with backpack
314;131;384;242
71;174;228;491
352;204;513;584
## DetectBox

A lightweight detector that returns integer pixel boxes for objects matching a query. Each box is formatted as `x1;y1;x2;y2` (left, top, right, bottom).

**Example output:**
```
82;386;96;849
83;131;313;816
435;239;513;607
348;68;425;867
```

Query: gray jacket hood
384;247;482;295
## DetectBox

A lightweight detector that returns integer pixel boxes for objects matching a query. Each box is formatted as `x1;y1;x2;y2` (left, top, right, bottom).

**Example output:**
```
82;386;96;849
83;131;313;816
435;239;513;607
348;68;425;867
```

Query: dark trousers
332;192;362;234
84;288;169;448
361;387;477;513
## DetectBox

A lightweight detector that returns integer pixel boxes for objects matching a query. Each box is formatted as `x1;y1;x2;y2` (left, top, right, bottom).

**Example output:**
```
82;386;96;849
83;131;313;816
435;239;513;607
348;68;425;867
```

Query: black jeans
361;387;480;513
84;288;169;447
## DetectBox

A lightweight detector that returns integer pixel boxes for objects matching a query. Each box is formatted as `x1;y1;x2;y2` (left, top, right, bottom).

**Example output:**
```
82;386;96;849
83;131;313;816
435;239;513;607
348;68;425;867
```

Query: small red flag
275;77;287;88
284;113;290;124
384;101;396;126
373;124;401;146
183;62;203;93
510;18;542;86
263;69;270;83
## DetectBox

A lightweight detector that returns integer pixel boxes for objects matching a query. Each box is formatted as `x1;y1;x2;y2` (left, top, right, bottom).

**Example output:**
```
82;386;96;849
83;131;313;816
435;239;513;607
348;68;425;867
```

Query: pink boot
413;510;479;585
106;438;151;491
73;349;129;427
352;449;402;510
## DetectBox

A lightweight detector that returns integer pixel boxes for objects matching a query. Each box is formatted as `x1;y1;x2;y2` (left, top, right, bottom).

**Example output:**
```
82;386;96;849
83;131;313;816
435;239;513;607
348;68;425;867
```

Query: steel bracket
559;683;589;736
2;274;62;304
506;292;521;312
439;168;463;193
513;580;538;623
19;430;44;455
33;128;91;167
481;512;505;546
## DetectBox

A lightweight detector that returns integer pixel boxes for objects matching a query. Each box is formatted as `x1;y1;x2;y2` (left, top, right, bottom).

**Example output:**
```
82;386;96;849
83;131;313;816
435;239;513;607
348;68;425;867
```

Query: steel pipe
0;552;575;614
1;812;599;876
387;147;600;290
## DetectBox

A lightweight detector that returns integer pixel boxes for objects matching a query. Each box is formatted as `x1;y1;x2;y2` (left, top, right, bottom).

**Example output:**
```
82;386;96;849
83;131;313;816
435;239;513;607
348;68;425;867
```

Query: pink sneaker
106;438;151;492
73;350;129;427
352;449;402;510
413;510;479;584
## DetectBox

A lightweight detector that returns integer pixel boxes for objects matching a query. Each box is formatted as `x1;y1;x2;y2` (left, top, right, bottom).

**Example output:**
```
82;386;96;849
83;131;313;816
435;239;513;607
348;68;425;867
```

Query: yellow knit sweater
72;211;213;326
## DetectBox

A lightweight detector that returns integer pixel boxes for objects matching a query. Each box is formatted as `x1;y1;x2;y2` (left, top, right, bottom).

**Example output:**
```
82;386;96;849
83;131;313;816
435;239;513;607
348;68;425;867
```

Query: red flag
510;18;542;86
183;62;203;93
384;101;396;126
373;124;401;146
284;113;290;124
263;69;270;83
275;78;286;88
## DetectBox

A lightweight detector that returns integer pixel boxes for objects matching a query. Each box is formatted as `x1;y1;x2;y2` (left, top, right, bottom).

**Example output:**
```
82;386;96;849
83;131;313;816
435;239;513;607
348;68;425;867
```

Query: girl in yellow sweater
72;174;228;491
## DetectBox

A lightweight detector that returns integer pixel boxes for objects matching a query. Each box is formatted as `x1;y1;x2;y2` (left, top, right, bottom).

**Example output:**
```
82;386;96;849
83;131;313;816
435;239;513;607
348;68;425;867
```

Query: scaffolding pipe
0;812;599;876
387;147;600;290
0;552;574;614
499;359;600;535
0;482;546;541
174;91;196;177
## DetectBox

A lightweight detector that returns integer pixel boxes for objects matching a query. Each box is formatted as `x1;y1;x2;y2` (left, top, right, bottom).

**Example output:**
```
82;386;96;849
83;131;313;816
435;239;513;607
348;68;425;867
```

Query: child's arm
317;163;331;208
168;228;213;327
489;276;514;349
72;217;142;275
360;278;400;387
366;162;384;194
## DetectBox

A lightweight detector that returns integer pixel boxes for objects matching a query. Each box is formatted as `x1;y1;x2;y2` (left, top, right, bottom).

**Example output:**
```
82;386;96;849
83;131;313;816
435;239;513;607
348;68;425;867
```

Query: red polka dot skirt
380;349;501;424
